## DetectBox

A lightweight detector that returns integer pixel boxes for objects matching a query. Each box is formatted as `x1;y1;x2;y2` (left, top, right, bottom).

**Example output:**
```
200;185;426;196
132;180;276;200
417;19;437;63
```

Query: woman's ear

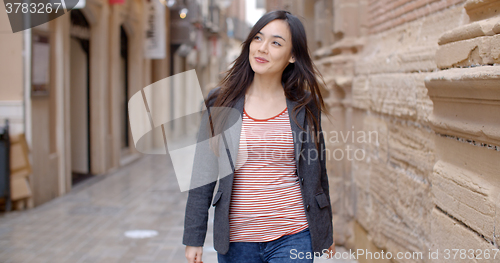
289;56;295;63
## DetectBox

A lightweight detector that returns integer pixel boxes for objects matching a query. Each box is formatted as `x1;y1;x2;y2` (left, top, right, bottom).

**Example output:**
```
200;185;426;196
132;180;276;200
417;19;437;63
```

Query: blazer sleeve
182;88;221;247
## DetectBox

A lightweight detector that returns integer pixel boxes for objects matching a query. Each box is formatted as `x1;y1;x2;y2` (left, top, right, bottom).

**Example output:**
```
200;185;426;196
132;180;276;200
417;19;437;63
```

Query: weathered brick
428;133;500;245
438;16;500;45
425;66;500;146
357;5;466;75
369;0;466;34
352;73;433;122
354;126;432;256
431;160;496;240
369;0;439;29
464;0;500;22
430;207;498;263
388;121;436;178
436;34;500;68
355;165;430;258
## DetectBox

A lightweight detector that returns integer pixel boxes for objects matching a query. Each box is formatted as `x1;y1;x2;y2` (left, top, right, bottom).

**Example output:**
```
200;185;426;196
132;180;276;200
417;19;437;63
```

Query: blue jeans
217;228;314;263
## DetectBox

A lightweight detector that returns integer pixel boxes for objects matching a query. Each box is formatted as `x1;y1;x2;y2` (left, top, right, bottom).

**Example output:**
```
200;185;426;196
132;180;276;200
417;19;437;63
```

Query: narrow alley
0;152;356;263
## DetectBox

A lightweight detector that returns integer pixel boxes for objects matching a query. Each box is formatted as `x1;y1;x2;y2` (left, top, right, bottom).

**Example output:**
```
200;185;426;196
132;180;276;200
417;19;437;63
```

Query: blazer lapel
286;98;306;169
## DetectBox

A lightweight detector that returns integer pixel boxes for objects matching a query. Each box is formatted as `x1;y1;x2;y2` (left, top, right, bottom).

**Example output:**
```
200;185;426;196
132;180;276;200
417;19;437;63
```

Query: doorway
119;25;130;156
69;9;91;185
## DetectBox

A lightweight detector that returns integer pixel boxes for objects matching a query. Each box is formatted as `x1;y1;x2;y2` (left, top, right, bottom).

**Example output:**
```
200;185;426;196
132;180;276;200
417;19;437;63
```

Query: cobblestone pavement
0;152;357;263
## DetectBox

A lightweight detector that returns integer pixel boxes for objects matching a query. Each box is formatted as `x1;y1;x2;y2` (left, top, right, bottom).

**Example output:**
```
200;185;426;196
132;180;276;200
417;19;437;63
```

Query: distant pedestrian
183;10;335;263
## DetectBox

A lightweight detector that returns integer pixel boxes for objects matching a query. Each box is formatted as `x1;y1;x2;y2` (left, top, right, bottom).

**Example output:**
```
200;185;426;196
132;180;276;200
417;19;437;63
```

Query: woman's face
248;19;295;76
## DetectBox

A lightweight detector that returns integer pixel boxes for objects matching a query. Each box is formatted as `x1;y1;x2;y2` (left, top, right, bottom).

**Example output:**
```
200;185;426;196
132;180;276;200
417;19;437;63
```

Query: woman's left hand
323;243;336;259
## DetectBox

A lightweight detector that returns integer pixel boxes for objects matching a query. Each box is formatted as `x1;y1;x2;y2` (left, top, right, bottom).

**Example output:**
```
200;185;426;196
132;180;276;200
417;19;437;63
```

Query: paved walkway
0;153;357;263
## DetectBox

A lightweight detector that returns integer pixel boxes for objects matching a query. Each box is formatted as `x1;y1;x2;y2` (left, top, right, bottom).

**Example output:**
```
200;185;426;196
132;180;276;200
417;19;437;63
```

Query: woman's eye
273;41;282;46
254;36;261;40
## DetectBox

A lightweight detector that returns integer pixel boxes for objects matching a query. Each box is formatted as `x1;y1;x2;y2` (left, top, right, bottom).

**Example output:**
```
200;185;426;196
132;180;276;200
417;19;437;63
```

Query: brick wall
367;0;467;34
268;1;500;262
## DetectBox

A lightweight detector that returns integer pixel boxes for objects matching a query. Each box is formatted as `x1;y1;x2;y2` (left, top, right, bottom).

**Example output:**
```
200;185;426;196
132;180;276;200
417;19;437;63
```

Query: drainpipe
23;12;34;208
23;24;32;152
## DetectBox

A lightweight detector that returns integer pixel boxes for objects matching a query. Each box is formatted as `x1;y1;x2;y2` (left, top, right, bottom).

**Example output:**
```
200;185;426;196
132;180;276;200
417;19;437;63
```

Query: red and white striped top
229;106;309;242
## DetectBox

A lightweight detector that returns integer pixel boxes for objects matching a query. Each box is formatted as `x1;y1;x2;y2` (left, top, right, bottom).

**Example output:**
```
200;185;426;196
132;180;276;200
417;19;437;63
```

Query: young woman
183;10;335;263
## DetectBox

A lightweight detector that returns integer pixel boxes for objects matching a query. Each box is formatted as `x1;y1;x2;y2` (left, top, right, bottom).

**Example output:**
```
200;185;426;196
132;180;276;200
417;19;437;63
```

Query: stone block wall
268;0;500;262
424;1;500;260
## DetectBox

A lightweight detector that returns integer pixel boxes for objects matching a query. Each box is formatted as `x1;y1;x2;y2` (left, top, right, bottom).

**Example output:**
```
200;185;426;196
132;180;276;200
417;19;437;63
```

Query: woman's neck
247;73;284;98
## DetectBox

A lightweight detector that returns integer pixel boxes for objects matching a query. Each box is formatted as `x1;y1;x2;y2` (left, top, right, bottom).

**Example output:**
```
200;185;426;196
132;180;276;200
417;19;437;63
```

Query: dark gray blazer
182;87;333;255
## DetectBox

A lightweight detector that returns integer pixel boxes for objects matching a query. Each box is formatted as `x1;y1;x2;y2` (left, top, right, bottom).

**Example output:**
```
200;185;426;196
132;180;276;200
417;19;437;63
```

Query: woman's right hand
185;246;203;263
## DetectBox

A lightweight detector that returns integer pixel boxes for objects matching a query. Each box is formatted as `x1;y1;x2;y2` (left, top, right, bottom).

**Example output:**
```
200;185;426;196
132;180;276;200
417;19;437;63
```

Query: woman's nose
258;43;268;54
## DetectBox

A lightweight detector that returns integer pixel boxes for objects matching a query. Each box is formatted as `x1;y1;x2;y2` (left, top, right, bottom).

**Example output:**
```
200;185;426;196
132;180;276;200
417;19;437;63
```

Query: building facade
0;0;233;208
1;0;158;207
268;1;500;262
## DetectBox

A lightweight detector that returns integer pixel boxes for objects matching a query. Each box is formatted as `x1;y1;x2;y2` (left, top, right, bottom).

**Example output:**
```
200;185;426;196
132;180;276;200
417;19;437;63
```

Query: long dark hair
206;10;329;155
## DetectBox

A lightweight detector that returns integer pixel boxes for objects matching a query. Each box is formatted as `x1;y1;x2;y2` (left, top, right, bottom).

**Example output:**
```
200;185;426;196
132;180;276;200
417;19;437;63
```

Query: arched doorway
119;25;130;153
69;9;91;185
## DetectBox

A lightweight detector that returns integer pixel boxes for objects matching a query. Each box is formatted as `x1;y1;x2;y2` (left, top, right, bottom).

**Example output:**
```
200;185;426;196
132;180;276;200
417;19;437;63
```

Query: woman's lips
255;57;269;63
